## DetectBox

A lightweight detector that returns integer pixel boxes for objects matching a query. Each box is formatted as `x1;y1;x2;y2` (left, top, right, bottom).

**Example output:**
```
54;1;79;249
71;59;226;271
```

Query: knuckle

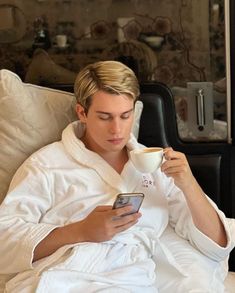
113;209;120;216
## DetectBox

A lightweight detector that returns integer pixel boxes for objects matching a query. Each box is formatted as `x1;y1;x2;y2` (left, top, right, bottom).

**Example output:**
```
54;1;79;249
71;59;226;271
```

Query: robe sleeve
165;178;234;261
0;161;59;274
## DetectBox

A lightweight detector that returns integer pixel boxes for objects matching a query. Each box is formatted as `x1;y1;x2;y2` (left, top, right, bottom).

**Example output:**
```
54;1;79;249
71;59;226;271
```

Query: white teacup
130;147;163;173
56;34;67;47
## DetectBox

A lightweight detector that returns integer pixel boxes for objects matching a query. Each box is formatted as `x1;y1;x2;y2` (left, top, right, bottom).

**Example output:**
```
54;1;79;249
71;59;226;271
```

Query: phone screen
112;192;144;215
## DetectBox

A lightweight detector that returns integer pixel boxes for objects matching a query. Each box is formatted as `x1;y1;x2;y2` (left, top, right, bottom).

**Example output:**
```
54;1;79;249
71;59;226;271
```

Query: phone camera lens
119;197;129;205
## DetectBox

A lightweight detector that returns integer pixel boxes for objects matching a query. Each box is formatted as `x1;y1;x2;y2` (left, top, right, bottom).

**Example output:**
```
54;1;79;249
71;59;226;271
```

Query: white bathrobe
0;121;233;293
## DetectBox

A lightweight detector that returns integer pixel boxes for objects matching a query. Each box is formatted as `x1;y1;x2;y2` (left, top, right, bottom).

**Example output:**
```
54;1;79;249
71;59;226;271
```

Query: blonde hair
74;60;140;110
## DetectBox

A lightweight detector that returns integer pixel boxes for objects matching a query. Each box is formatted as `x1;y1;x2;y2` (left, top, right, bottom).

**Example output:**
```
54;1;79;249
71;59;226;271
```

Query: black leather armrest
187;154;221;204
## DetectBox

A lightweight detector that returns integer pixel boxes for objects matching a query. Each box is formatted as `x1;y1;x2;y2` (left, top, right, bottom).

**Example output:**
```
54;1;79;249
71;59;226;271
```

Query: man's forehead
95;108;134;115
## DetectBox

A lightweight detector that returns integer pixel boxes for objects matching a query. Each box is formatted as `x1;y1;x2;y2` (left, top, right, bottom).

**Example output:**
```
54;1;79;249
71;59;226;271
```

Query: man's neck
80;135;129;174
101;148;129;174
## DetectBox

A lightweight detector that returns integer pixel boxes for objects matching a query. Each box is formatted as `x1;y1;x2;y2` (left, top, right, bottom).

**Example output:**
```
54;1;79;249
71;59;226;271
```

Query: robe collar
62;121;144;192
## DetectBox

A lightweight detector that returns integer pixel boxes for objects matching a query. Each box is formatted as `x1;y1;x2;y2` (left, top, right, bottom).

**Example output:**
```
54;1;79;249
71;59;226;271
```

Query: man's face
76;90;134;155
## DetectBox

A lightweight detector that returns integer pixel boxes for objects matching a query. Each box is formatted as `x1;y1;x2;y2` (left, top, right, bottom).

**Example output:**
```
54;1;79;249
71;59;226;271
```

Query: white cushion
0;69;77;203
0;69;143;204
133;100;143;139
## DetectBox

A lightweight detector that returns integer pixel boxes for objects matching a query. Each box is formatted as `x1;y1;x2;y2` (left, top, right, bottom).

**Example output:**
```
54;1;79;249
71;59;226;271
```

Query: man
0;61;233;292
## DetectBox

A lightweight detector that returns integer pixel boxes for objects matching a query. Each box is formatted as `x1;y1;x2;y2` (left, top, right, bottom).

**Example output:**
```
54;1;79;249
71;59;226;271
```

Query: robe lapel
62;122;130;192
121;160;142;192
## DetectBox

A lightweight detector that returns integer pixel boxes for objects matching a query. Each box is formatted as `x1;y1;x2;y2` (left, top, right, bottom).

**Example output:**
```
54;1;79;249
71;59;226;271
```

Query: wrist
181;176;199;192
63;221;86;244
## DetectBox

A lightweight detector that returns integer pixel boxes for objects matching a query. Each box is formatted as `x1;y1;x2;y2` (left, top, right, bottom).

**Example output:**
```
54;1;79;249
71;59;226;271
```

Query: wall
0;0;225;87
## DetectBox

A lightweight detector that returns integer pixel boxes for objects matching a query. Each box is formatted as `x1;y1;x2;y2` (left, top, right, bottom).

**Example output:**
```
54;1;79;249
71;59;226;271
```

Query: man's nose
110;118;121;134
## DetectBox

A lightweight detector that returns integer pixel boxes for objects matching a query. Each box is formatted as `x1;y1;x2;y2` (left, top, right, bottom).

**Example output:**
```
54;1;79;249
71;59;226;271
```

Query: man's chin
106;142;126;151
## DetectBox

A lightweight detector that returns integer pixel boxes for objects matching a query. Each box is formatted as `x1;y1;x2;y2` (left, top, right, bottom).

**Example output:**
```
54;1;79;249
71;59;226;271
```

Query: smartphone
112;192;144;215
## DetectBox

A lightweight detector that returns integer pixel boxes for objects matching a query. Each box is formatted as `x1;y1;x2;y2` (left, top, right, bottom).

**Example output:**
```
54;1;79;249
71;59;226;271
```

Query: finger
162;161;188;172
163;148;175;160
161;157;188;171
164;150;184;161
94;206;113;212
110;205;134;217
113;212;141;226
161;159;184;172
115;219;139;233
164;165;192;179
163;147;173;154
163;167;185;176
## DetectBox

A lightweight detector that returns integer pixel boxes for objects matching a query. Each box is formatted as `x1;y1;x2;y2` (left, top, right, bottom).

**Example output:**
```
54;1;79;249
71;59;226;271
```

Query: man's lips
108;138;124;145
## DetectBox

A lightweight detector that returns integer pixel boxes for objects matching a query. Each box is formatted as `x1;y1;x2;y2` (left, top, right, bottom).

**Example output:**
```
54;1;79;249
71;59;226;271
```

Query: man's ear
76;104;87;122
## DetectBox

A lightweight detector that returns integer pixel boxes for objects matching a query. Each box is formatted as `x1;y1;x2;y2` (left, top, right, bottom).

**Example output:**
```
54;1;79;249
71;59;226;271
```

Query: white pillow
0;69;143;204
0;69;77;203
132;100;143;139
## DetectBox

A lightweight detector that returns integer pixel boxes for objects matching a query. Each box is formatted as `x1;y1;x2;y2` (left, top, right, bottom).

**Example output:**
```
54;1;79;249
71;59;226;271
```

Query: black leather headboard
138;82;178;148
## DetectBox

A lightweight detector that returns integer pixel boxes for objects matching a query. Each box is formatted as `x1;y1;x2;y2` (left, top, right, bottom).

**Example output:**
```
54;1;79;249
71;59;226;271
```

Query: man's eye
121;113;131;119
99;115;110;120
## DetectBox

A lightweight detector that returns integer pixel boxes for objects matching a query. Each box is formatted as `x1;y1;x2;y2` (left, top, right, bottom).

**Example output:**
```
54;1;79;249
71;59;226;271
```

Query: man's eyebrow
96;108;134;115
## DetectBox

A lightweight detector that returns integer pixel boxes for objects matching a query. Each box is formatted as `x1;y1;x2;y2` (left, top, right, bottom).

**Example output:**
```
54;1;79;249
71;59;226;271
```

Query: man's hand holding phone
33;197;142;260
75;204;141;242
68;193;144;244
